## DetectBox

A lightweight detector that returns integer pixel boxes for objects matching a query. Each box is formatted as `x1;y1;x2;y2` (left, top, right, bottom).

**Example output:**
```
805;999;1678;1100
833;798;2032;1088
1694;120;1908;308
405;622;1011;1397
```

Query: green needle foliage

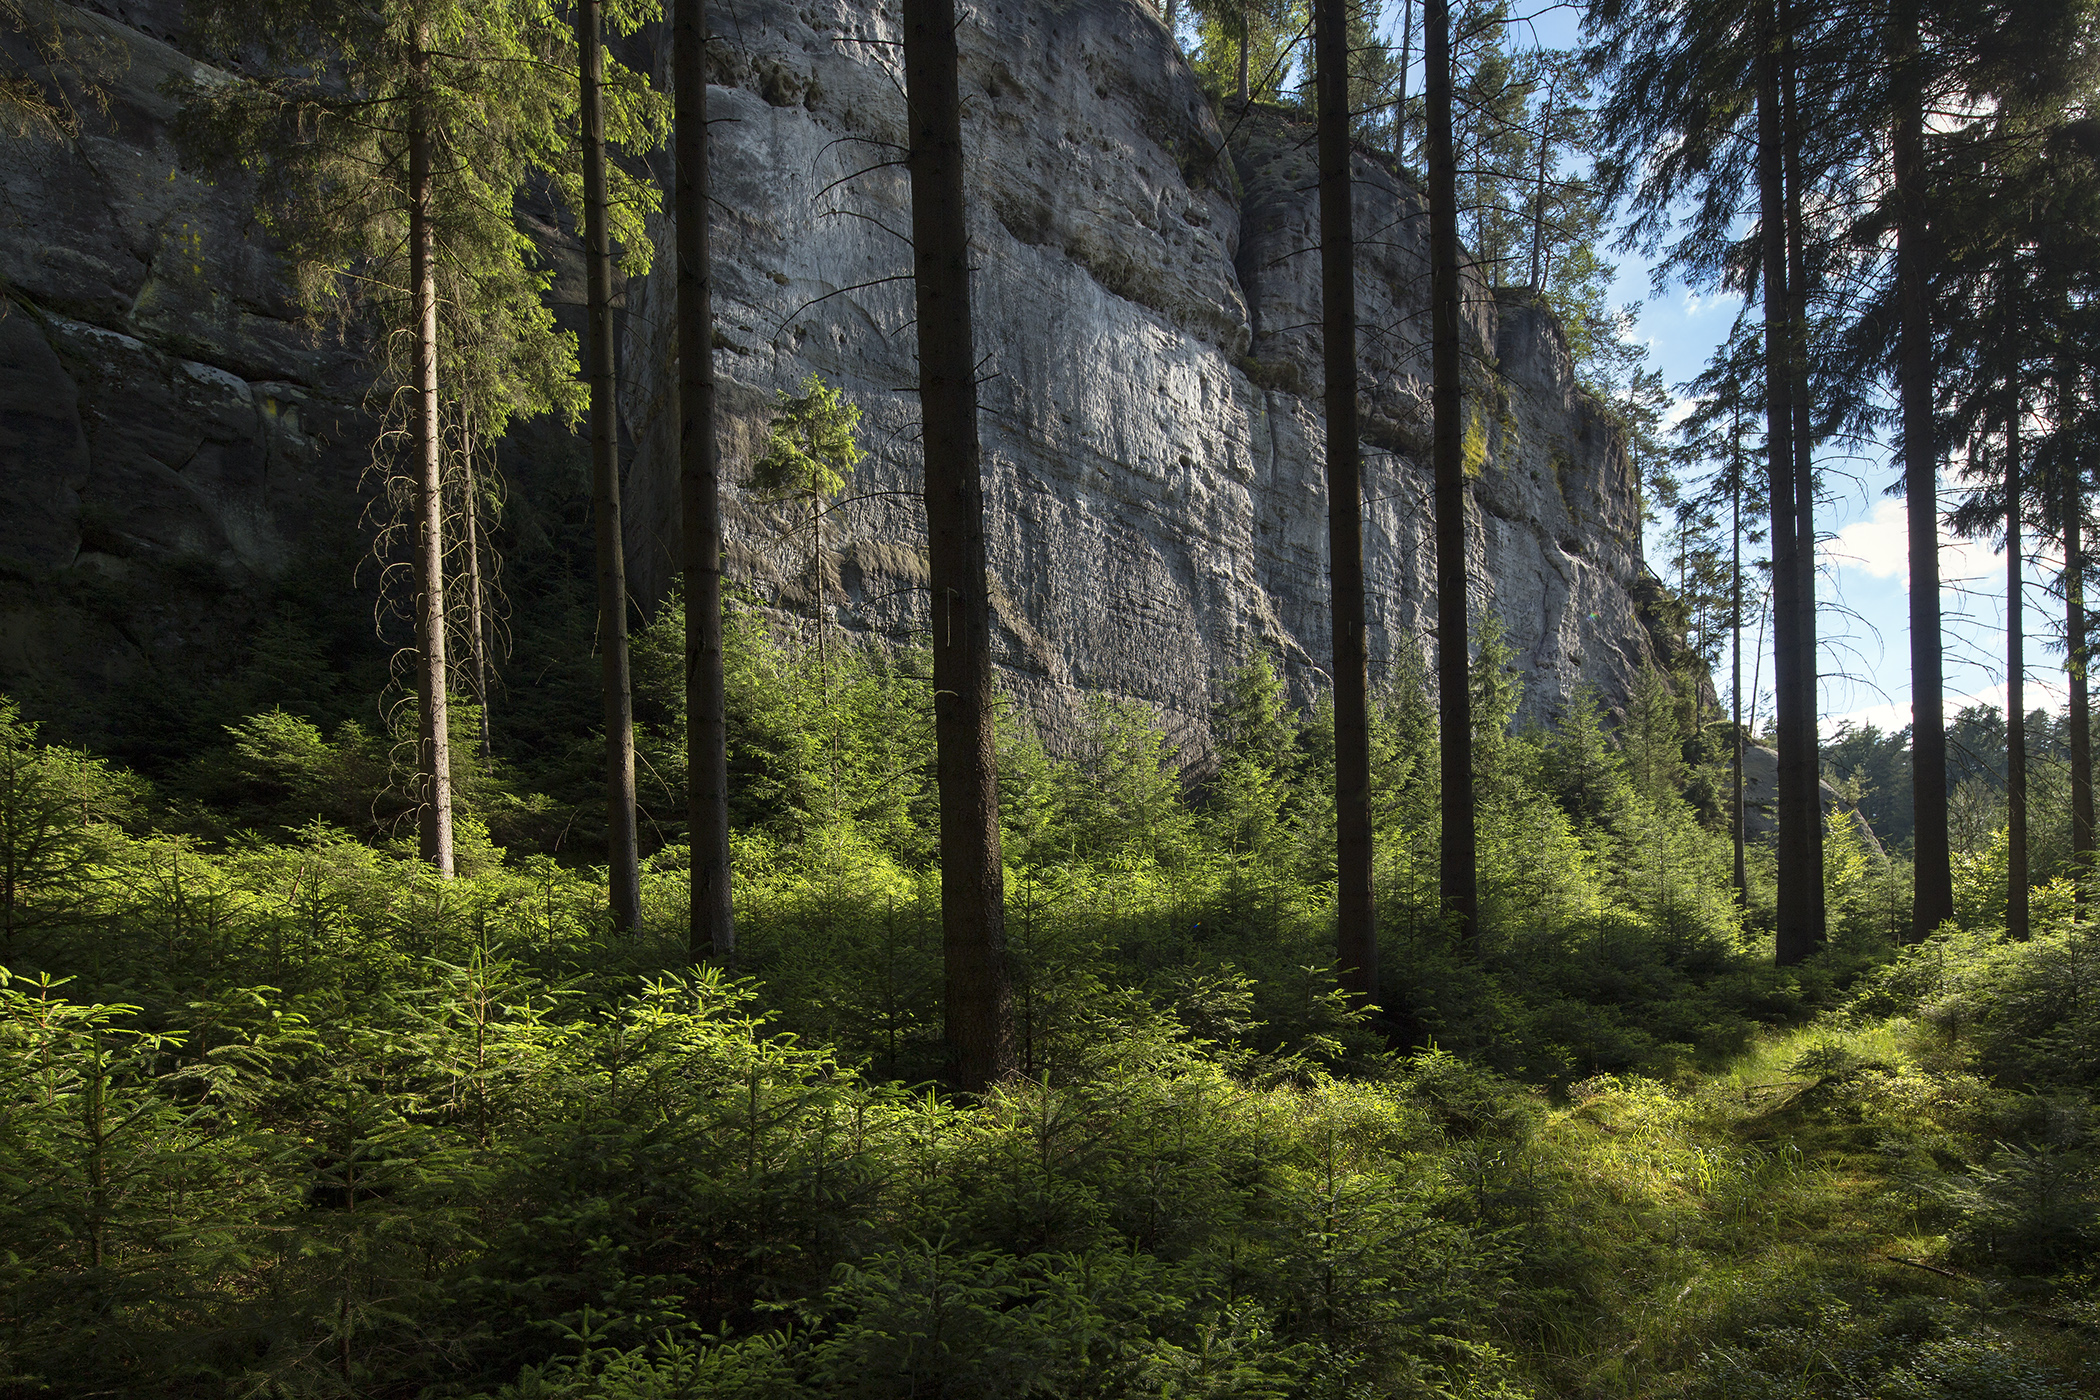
751;375;866;514
176;0;666;436
0;618;2092;1397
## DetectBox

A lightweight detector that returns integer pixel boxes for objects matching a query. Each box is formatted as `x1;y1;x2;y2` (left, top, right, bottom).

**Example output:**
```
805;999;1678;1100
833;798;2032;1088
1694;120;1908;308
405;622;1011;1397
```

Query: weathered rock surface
1739;742;1879;851
0;2;367;733
2;0;1675;760
621;0;1667;753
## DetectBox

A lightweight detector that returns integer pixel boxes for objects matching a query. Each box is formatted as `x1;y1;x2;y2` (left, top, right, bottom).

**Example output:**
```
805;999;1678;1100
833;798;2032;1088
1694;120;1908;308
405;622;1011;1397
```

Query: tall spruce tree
1315;0;1377;1004
1889;0;1952;939
2003;325;2028;940
1680;318;1769;909
2066;401;2094;916
1586;0;1834;962
1426;0;1474;945
903;0;1014;1092
1899;1;2100;933
180;0;656;876
676;0;733;961
1757;0;1823;964
578;0;650;931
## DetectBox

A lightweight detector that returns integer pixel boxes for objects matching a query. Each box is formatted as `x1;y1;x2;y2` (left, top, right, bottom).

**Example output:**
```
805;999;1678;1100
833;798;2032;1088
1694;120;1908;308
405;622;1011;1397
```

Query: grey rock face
2;0;1676;760
0;4;365;720
621;0;1667;755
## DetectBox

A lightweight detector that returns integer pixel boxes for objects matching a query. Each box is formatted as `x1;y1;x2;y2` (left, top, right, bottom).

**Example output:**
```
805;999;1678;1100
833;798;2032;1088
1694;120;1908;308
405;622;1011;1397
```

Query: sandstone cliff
619;0;1667;752
0;0;1675;758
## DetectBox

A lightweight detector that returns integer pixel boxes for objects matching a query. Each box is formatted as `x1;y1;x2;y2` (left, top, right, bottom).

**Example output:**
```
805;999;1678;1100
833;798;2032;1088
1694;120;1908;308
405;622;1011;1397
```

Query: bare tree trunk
1527;74;1555;290
1316;0;1377;1007
1238;18;1250;104
1395;0;1413;161
580;0;642;930
1427;0;1473;947
1894;0;1950;940
1732;402;1747;907
1758;4;1813;964
410;46;453;878
461;428;492;765
904;0;1012;1094
2065;381;2093;918
1780;24;1823;952
677;0;733;962
2005;332;2027;940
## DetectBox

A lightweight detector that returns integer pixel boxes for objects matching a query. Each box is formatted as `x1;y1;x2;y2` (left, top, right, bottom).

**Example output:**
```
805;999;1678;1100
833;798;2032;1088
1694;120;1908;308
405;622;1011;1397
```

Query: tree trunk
1780;24;1823;952
461;428;492;765
1893;0;1950;939
2065;387;2092;919
1396;0;1413;161
1427;0;1474;947
1732;403;1747;907
580;0;642;930
2005;337;2027;940
1316;0;1377;1007
677;0;733;962
1528;74;1555;291
409;50;453;878
903;0;1013;1093
1237;18;1250;104
1757;5;1814;965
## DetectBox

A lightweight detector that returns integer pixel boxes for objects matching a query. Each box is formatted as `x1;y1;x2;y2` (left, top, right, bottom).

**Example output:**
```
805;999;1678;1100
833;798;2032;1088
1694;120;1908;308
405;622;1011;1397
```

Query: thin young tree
1314;0;1377;1005
179;0;646;876
676;0;733;961
1681;317;1769;909
903;0;1014;1092
1426;0;1475;945
579;0;644;930
407;38;454;876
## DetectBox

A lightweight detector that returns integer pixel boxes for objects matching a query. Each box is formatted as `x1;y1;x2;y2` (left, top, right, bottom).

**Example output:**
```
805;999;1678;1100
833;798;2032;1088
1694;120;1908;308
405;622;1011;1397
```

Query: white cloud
1818;497;2009;588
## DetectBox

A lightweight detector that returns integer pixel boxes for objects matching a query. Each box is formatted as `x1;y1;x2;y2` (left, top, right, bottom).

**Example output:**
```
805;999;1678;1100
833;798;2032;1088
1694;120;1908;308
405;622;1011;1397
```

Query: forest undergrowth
1;608;2095;1399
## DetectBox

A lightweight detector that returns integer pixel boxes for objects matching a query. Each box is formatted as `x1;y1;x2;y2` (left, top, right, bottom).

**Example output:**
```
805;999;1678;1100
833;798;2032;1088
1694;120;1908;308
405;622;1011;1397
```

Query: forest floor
1531;1022;2098;1397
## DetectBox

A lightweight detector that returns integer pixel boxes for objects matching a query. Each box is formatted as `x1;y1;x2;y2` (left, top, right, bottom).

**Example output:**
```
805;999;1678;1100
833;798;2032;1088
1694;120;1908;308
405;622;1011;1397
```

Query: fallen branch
1879;1254;1967;1281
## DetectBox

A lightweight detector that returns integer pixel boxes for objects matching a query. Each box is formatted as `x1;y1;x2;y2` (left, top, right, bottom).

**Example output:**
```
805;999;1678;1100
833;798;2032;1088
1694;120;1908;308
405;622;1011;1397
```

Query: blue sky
1611;210;2055;740
1364;0;2054;739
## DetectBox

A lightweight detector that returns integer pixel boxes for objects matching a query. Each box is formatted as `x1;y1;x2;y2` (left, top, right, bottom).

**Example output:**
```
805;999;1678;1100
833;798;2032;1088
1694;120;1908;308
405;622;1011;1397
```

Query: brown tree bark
1316;0;1377;1007
677;0;734;962
1780;24;1823;952
1893;0;1951;939
580;0;642;930
409;44;453;878
1395;0;1413;161
460;429;492;765
1527;73;1557;291
1732;403;1747;907
903;0;1013;1093
2005;327;2028;940
1426;0;1474;947
2065;385;2093;918
1758;4;1816;964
